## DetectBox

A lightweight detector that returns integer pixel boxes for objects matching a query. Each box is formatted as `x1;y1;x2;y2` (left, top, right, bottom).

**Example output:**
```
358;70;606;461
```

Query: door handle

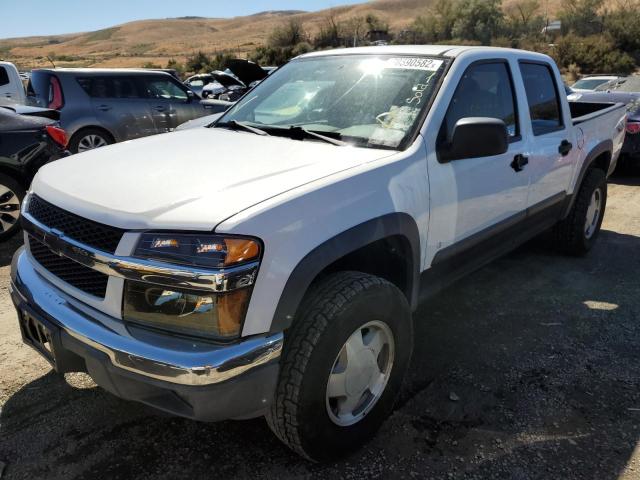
153;106;166;112
558;140;573;156
511;154;529;172
97;104;112;111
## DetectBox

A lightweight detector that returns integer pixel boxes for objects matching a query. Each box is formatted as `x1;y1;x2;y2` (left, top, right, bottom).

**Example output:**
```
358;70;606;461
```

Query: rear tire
553;168;607;256
0;173;25;242
68;128;114;154
266;271;413;461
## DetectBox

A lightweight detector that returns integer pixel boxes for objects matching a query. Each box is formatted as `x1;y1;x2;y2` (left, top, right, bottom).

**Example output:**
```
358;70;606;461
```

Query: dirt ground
0;176;639;480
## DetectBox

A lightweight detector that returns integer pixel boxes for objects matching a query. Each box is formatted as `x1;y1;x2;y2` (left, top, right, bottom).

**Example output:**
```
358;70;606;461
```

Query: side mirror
438;117;509;162
186;90;195;102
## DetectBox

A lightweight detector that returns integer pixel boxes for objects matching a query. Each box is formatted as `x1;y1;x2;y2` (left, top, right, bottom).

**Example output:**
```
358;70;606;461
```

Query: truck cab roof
298;45;552;61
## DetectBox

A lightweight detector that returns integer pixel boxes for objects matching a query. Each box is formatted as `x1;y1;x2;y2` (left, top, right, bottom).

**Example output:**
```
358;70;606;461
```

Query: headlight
123;233;260;340
133;233;260;268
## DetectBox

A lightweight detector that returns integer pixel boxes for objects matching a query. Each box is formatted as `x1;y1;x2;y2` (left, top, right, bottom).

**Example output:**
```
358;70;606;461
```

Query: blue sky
1;0;368;39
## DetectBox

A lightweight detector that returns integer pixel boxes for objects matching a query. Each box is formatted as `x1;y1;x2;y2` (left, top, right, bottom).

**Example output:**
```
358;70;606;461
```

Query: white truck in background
0;61;26;104
10;46;626;461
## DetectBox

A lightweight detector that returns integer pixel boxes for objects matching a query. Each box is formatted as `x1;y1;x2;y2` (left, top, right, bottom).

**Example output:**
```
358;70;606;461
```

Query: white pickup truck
0;61;26;104
10;46;626;461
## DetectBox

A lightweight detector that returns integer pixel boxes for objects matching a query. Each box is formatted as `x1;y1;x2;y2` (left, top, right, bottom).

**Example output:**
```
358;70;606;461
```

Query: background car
26;68;212;153
0;102;67;240
570;75;640;167
201;59;267;100
0;61;26;104
184;73;220;97
571;75;622;92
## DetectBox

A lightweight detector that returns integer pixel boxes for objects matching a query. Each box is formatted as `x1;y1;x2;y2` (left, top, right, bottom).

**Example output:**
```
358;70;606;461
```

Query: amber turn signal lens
224;239;260;266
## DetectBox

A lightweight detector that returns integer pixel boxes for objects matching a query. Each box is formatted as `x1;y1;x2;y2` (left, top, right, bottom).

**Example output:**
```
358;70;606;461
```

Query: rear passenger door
427;60;530;257
79;76;155;140
518;62;576;210
139;76;201;132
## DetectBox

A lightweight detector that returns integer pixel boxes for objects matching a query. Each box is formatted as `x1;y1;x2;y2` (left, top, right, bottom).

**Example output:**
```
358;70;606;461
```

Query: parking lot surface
0;176;639;479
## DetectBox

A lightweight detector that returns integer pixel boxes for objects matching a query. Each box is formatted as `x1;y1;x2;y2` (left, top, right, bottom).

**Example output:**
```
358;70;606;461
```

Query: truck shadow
609;170;640;186
1;229;638;479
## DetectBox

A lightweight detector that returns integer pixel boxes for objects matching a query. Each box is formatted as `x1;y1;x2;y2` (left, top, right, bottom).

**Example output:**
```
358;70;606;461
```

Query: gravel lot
1;176;639;479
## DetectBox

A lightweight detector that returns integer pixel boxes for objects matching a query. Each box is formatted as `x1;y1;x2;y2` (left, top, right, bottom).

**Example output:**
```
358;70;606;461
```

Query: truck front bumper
10;247;283;421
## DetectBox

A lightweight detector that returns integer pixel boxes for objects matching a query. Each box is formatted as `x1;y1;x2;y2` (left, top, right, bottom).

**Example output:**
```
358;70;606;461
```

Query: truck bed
569;101;625;125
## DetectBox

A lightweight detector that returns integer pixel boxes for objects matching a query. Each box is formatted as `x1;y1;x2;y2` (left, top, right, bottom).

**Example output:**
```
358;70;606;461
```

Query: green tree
268;18;306;47
410;0;457;43
344;16;368;46
451;0;505;45
314;11;344;48
604;0;640;61
504;0;545;37
559;0;605;36
185;51;211;73
166;58;185;76
551;33;635;73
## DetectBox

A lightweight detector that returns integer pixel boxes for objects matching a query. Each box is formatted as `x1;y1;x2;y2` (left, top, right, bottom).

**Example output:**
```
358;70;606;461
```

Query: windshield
216;54;447;149
572;78;612;90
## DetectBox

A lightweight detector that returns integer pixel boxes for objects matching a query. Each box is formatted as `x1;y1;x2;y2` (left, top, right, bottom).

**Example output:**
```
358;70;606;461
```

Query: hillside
0;0;564;69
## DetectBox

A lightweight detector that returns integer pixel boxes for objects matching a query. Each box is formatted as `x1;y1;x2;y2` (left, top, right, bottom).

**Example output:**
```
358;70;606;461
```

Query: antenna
46;55;56;68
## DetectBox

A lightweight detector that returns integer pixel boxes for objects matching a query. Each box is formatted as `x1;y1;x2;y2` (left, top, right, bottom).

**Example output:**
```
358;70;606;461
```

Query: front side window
143;77;188;101
441;62;518;142
217;55;447;150
520;62;563;135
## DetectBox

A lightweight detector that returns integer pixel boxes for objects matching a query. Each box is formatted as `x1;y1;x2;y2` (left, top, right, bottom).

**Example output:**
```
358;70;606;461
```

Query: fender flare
268;213;421;333
562;139;612;218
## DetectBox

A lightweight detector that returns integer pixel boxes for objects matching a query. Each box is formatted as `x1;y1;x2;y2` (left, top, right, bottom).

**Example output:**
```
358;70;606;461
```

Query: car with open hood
201;59;268;101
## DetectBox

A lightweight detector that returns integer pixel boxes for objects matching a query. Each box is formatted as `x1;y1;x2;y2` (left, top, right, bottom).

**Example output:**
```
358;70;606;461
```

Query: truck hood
32;127;393;230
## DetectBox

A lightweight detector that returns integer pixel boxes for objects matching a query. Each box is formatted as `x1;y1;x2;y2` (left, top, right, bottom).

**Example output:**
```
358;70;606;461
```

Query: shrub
551;33;636;74
268;19;307;48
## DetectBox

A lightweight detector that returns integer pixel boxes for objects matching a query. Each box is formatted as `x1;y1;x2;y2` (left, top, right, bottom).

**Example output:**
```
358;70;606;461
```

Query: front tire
266;271;413;461
554;168;607;256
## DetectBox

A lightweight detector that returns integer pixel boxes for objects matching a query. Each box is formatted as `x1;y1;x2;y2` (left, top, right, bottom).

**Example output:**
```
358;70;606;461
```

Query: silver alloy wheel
326;320;395;426
77;134;108;152
584;187;602;239
0;183;21;233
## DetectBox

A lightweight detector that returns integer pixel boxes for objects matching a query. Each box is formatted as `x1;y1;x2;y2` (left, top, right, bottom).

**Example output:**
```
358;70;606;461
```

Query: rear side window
519;62;563;135
77;76;142;99
441;62;519;142
0;67;9;86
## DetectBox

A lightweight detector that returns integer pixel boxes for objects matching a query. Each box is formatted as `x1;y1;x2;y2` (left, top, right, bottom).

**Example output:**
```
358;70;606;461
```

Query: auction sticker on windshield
386;57;444;71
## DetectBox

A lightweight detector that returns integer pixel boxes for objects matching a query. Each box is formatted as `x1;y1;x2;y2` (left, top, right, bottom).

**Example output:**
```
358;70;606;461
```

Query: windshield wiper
292;126;347;146
272;125;347;146
216;120;269;136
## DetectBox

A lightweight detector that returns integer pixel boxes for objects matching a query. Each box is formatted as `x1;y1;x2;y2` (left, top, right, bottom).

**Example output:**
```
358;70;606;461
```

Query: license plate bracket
18;309;58;368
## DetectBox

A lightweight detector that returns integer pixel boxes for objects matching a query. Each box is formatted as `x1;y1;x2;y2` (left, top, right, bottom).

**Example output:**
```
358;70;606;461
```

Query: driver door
426;60;531;263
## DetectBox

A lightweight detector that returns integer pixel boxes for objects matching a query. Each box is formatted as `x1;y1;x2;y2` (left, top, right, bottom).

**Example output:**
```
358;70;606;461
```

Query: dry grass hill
1;0;564;70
